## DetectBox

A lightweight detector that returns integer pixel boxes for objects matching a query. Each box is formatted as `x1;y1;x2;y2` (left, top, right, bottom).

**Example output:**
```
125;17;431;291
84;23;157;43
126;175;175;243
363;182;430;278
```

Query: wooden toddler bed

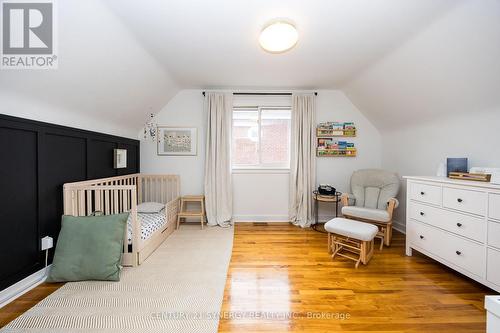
63;174;180;266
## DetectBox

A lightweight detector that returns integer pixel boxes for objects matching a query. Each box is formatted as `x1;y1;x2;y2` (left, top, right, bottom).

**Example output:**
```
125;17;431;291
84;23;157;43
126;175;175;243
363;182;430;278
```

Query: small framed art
157;127;197;156
113;149;127;168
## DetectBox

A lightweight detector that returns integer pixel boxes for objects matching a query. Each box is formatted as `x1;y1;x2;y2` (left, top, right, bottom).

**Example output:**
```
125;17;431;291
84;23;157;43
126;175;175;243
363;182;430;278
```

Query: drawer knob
420;211;425;216
419;235;424;239
457;222;462;227
420;191;425;195
457;198;463;203
456;250;462;255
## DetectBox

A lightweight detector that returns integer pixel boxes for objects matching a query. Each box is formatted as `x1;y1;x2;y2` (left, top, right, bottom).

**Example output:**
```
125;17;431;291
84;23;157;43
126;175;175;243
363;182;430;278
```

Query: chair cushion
364;187;380;209
342;206;391;223
350;169;400;210
325;218;378;241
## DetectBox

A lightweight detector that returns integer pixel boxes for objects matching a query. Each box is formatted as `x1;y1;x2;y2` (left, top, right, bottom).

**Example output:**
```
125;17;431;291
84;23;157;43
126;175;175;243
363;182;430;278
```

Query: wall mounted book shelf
316;122;357;157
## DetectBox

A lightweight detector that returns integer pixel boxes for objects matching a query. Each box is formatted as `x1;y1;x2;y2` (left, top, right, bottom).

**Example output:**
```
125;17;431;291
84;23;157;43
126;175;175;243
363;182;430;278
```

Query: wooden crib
63;174;180;266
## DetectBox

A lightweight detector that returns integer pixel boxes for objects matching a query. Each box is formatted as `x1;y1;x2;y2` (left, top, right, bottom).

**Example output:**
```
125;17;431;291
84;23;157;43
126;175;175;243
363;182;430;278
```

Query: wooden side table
313;190;341;232
176;195;206;229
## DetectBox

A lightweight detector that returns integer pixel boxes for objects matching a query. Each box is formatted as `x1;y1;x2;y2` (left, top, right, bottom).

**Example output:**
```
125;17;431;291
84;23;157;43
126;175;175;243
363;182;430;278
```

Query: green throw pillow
47;213;129;282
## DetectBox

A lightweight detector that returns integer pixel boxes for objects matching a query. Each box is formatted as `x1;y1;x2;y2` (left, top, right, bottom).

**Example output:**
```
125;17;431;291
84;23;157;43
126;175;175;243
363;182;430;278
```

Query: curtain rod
202;92;317;96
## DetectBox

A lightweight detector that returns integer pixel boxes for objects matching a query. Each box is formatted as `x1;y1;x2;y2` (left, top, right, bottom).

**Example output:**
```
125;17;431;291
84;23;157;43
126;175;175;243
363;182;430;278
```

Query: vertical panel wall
0;114;140;291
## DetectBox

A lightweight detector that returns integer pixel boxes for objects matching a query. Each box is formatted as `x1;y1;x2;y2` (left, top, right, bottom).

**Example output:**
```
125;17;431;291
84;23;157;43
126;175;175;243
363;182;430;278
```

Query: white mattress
127;209;168;245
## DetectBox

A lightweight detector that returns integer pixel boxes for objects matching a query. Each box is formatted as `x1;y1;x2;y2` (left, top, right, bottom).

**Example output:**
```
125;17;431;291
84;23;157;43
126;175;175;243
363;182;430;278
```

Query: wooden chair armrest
386;197;399;219
341;193;353;206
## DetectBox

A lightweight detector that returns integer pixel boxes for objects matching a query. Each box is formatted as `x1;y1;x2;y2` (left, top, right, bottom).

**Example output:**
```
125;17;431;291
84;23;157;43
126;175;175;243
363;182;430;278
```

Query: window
232;106;291;169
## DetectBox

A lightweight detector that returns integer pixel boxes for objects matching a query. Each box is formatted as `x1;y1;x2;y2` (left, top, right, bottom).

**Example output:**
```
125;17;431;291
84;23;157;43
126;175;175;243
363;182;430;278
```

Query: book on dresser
404;176;500;292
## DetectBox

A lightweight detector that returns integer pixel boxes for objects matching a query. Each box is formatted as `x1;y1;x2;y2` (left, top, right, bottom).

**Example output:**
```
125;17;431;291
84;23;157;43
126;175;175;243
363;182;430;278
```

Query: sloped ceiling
3;0;498;134
104;0;457;89
343;0;500;130
0;0;179;136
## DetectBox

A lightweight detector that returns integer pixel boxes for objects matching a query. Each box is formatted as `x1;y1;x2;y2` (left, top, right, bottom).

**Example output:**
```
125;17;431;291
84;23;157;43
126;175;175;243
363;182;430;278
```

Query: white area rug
2;225;234;333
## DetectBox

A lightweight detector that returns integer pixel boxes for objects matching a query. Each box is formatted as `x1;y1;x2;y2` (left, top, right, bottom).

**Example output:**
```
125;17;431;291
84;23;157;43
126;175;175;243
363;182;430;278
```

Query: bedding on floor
127;209;167;244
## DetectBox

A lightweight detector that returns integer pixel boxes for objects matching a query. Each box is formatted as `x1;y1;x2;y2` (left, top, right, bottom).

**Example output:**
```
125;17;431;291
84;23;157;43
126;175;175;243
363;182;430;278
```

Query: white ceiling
344;0;500;129
104;0;457;89
2;0;498;135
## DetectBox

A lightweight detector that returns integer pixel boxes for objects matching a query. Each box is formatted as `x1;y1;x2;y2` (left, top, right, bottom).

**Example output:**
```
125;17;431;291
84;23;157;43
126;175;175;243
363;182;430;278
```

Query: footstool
325;217;378;268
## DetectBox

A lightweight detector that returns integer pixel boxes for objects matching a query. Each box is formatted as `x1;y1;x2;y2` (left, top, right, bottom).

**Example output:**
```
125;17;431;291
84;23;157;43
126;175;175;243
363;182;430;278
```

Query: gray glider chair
340;169;400;247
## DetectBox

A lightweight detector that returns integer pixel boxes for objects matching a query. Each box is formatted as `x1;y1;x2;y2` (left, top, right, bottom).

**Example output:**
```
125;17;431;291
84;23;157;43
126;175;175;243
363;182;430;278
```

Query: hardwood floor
0;282;63;328
0;223;491;332
218;223;490;332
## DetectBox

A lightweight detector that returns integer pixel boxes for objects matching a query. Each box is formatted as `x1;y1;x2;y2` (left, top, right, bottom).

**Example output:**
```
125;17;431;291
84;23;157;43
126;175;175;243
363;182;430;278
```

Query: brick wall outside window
232;108;290;168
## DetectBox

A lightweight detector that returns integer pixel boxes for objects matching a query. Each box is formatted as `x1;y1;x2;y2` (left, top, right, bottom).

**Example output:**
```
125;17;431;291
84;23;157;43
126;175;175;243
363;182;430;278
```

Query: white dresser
405;176;500;292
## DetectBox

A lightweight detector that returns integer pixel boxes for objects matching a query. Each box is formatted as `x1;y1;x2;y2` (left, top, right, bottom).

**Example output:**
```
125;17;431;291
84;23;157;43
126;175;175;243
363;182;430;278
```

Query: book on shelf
316;121;356;137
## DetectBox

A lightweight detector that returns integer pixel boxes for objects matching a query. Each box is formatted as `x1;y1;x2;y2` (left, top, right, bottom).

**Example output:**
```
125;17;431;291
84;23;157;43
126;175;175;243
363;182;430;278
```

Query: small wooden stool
325;218;378;268
177;195;206;229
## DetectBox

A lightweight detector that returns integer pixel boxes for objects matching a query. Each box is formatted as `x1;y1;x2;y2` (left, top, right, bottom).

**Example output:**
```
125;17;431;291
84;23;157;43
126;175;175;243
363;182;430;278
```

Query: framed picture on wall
113;149;127;168
157;127;197;156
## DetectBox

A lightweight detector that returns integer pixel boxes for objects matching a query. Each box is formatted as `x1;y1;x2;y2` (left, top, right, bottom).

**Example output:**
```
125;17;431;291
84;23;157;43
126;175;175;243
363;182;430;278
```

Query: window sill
232;168;290;174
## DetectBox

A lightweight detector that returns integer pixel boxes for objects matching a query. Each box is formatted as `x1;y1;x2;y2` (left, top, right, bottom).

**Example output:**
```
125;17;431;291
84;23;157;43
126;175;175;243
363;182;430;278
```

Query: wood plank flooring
218;223;490;332
0;223;491;332
0;282;63;328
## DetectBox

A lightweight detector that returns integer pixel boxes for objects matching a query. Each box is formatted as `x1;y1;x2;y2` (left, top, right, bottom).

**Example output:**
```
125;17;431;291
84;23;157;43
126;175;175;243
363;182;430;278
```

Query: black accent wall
0;114;140;291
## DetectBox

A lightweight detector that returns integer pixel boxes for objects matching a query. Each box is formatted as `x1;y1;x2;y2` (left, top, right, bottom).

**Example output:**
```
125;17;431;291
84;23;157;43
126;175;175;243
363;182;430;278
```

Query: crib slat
71;190;77;216
137;177;142;203
131;189;139;253
78;190;85;216
104;190;110;215
114;189;119;214
161;178;164;203
149;178;153;202
95;190;102;212
85;191;93;216
122;189;127;213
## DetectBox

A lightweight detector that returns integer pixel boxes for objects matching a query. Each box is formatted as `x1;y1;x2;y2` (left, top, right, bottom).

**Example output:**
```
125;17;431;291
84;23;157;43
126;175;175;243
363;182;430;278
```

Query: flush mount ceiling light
259;21;298;53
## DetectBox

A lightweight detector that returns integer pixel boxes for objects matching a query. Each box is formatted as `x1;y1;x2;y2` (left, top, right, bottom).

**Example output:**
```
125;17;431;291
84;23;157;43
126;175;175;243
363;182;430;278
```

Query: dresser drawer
488;221;500;249
408;219;486;277
489;193;500;221
487;248;500;287
409;182;441;205
407;219;442;255
443;187;487;216
409;202;485;242
439;231;486;278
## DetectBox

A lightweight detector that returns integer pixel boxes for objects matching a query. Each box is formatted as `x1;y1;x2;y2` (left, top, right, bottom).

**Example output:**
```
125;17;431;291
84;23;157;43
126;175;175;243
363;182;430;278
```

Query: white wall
141;89;382;222
0;91;137;138
140;90;206;195
315;90;382;221
232;171;290;222
382;110;500;231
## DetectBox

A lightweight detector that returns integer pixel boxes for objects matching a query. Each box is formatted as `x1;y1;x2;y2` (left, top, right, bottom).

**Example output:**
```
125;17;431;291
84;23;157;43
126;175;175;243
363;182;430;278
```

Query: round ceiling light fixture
259;21;298;53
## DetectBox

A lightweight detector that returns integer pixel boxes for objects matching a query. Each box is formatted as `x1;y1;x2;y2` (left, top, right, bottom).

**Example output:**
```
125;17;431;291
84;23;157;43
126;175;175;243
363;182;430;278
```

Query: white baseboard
0;265;51;308
233;215;290;222
232;215;407;235
232;215;337;223
393;220;406;234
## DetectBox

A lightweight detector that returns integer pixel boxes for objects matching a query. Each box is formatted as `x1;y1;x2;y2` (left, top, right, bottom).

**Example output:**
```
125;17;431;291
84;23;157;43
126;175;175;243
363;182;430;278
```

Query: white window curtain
289;93;316;227
204;92;233;227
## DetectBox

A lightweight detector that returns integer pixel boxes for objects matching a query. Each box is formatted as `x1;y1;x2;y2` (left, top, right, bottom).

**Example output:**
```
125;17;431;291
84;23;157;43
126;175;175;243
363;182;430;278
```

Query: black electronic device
318;184;336;196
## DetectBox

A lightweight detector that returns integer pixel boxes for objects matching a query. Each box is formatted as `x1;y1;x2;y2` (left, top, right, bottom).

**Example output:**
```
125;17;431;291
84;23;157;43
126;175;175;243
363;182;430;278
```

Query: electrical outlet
41;236;53;251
